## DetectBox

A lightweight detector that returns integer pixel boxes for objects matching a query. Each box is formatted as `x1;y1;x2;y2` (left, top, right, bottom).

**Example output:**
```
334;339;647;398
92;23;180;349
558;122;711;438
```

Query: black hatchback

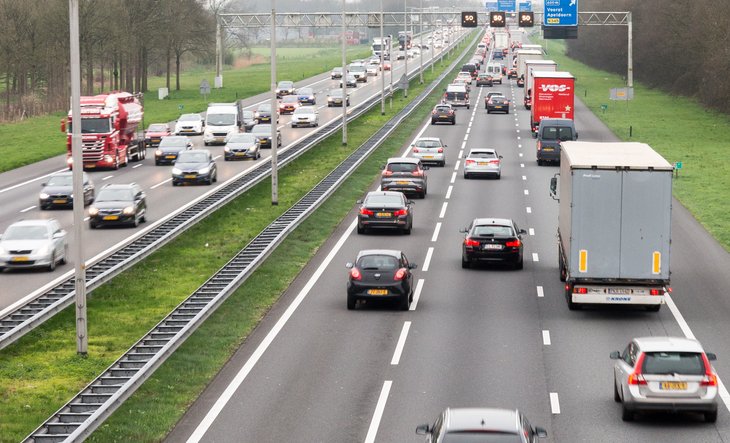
431;104;456;125
89;183;146;229
357;191;413;235
460;218;526;269
346;249;417;310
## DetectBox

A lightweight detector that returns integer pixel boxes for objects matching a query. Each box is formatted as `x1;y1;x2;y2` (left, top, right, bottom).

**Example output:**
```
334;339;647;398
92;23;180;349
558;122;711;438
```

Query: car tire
47;252;56;272
705;410;718;423
451;120;456;125
213;171;218;183
614;381;621;403
496;172;501;179
155;161;161;166
399;294;410;311
60;246;68;265
515;256;523;270
464;173;470;179
172;181;178;186
621;403;634;422
467;104;470;109
132;215;139;228
141;212;146;223
224;157;230;161
347;295;356;310
403;224;411;235
357;225;365;235
461;255;471;269
537;159;544;166
431;120;435;125
89;221;97;229
439;161;445;167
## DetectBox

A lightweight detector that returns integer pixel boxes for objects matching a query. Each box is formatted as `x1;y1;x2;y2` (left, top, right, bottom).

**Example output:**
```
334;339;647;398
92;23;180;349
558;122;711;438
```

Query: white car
291;106;319;128
410;137;446;167
463;148;502;179
0;219;67;272
175;113;204;135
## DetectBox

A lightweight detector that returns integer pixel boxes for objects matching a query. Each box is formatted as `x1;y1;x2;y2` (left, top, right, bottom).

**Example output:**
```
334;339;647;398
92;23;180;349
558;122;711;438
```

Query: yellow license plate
543;147;554;151
53;199;67;204
423;156;434;159
184;174;196;179
165;155;176;159
11;256;29;262
397;180;409;185
84;164;96;168
103;215;118;221
151;139;161;143
478;162;487;166
376;212;391;217
367;289;388;295
660;382;687;390
235;152;246;156
494;106;502;108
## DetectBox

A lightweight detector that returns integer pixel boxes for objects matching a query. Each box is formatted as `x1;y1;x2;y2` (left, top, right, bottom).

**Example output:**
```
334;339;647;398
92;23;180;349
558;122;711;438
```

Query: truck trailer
530;71;575;134
550;141;673;311
524;60;557;109
515;49;543;87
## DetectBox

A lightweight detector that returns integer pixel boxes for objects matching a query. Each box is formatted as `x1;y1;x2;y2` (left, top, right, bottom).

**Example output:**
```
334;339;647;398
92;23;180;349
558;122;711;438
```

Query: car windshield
242;111;254;119
469;151;497;159
387;163;418;173
207;113;236;126
97;189;133;202
46;175;73;186
298;88;313;95
294;107;314;115
415;140;442;148
443;433;522;443
257;105;271;113
278;82;293;89
177;152;208;163
282;96;299;103
642;352;705;375
330;90;344;98
3;225;49;240
251;126;273;135
473;225;513;237
228;134;256;144
159;138;188;148
147;124;168;132
541;126;573;141
179;114;200;122
365;195;403;206
68;118;111;134
358;255;399;270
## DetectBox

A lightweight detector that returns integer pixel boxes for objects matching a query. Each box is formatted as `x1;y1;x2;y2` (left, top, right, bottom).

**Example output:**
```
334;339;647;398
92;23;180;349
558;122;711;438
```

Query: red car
382;61;392;71
144;123;171;148
278;95;300;114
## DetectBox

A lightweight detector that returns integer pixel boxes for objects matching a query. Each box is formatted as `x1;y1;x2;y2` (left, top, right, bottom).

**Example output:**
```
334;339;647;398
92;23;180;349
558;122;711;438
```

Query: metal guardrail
0;32;469;353
24;30;479;443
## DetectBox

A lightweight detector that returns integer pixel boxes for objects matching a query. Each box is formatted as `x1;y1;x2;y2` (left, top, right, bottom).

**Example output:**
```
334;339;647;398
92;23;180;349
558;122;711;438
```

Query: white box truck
203;102;242;145
493;32;509;50
550;142;674;311
515;49;543;86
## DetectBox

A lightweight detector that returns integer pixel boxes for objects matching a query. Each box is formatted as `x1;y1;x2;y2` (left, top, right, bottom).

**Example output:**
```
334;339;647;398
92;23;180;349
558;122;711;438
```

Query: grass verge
0;45;370;174
532;37;730;251
0;34;476;442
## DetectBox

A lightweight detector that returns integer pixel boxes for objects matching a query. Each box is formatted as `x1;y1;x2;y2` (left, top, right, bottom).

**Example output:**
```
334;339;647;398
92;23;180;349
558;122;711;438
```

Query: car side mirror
415;424;431;435
532;131;538;139
356;200;362;204
409;263;418;269
499;155;503;159
707;352;717;361
519;229;527;235
345;262;354;269
535;427;548;438
458;228;467;233
609;351;621;360
52;232;65;239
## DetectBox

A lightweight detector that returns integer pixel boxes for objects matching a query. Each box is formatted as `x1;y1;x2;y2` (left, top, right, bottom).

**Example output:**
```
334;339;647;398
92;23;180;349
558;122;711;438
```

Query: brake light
394;268;407;281
360;208;374;216
412;147;420;153
628;353;647;385
382;170;393;177
465;159;476;165
700;353;718;386
464;238;480;247
505;239;521;247
489;159;500;164
537;140;542;151
350;267;362;280
437;148;444;153
649;289;663;296
393;209;408;217
412;170;424;177
574;287;588;294
432;110;437;115
448;110;454;115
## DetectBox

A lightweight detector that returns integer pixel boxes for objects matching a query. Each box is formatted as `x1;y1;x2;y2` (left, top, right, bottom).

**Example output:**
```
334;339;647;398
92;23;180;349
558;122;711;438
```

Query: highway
0;34;458;312
165;44;730;442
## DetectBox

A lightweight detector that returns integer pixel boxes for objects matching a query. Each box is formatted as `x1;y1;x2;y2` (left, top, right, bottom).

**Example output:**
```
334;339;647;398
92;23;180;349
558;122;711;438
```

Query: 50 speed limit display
461;11;477;27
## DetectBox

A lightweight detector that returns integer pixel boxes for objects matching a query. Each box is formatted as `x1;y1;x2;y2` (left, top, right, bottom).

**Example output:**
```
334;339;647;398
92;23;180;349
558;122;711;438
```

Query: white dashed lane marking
445;185;453;199
526;207;532;213
536;286;544;298
543;330;551;346
391;322;411;365
410;278;425;311
550;393;561;414
439;202;448;219
431;223;442;242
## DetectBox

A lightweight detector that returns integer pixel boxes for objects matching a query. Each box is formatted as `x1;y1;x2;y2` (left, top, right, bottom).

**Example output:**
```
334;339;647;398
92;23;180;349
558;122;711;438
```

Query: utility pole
270;3;278;205
418;0;423;84
380;0;385;115
403;0;408;97
627;11;633;88
215;19;223;88
341;0;348;145
69;0;87;356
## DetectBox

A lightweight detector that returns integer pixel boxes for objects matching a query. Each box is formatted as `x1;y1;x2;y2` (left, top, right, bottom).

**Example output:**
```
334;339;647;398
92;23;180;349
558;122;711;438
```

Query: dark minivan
461;63;478;79
535;118;578;165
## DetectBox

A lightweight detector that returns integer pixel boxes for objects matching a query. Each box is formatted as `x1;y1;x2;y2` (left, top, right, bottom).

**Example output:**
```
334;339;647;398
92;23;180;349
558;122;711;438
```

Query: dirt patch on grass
233;54;268;69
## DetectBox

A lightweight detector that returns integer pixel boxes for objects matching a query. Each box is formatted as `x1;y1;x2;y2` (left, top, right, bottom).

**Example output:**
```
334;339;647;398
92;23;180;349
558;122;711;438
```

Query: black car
431;104;456;125
39;171;94;209
172;149;218;186
88;183;146;229
357;191;413;235
476;73;493;87
254;103;278;124
460;218;526;269
346;249;417;310
155;136;193;165
224;133;261;161
250;124;282;149
486;95;510;114
241;110;257;131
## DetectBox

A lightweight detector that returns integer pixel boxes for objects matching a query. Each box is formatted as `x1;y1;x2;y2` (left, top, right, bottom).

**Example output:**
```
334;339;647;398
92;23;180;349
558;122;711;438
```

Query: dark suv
88;183;147;229
461;63;478;79
380;157;428;199
536;118;578;165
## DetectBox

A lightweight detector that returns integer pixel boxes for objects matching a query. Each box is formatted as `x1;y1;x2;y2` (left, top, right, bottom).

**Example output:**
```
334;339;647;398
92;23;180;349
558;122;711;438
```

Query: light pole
270;2;278;205
418;1;423;84
403;0;408;98
341;0;348;145
69;0;87;355
380;0;385;115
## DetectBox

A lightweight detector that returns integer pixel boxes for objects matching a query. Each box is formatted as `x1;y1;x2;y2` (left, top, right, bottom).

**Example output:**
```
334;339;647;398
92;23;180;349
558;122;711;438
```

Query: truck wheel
646;304;661;312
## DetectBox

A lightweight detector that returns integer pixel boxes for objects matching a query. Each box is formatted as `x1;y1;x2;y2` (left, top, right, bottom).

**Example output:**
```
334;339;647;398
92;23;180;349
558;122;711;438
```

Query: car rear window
358;255;399;270
541;126;573;141
387;162;418;172
443;432;522;443
435;106;451;112
642;352;705;375
473;225;513;237
445;92;466;100
365;194;403;206
469;151;497;159
415;140;441;148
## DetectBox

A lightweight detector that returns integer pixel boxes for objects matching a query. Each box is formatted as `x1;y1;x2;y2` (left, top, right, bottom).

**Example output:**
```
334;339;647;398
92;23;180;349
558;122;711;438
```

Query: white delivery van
486;63;503;84
203;103;242;145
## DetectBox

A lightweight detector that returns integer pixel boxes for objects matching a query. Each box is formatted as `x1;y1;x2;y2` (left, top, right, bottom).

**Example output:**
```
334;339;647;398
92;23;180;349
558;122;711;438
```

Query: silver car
291;106;319;128
463;148;503;179
410;137;447;167
611;336;719;422
0;219;67;272
417;408;547;442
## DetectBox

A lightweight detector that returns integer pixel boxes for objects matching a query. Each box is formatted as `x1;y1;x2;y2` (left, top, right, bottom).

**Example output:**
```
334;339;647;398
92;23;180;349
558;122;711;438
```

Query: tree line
564;0;730;113
0;0;215;121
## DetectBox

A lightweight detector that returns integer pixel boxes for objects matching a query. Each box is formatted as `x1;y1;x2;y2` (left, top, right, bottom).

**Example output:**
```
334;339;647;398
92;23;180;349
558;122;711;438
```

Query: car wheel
347;295;356;310
496;172;501;180
621;403;634;422
141;212;146;223
466;104;470;109
47;252;56;272
464;173;470;179
204;142;210;146
172;181;179;186
431;120;435;125
439;161;445;167
224;157;230;161
213;171;218;183
403;224;411;235
60;246;68;265
451;120;456;125
357;224;365;235
399;294;410;311
89;221;97;229
614;381;621;403
515;256;523;270
461;254;471;269
705;410;718;423
537;159;544;166
132;215;139;228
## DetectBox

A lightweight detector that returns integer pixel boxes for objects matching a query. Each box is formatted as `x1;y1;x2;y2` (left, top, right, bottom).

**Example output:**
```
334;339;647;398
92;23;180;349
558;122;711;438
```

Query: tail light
464;238;480;247
393;209;408;217
432;110;437;115
360;208;374;216
465;159;476;165
628;353;647;385
382;170;393;177
537;141;542;151
412;147;420;153
350;267;362;281
574;287;588;294
412;170;424;177
649;289;663;296
394;268;407;281
437;148;443;153
489;159;500;165
505;239;521;247
448;110;454;115
700;353;718;386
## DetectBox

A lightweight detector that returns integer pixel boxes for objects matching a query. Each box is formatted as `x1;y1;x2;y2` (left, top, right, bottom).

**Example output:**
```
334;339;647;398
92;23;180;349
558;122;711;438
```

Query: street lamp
341;0;348;145
270;2;278;205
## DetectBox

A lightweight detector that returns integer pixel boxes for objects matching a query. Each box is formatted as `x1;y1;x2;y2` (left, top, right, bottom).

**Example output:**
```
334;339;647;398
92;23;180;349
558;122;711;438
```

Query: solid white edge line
431;223;441;242
150;178;172;190
363;380;393;443
422;247;434;272
550;392;561;414
542;330;551;346
665;294;730;412
186;218;358;443
536;286;544;298
20;206;36;213
445;185;453;199
0;168;67;195
391;322;412;365
532;253;539;262
439;202;448;219
410;279;425;311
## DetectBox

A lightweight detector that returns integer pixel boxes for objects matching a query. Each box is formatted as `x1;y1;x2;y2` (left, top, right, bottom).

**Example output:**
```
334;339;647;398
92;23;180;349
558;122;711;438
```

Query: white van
486;63;503;84
443;84;470;108
203;103;242;145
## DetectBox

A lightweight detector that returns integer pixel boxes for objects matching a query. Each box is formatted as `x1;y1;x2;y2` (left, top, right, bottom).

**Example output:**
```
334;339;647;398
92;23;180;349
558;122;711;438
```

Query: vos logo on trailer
539;84;571;92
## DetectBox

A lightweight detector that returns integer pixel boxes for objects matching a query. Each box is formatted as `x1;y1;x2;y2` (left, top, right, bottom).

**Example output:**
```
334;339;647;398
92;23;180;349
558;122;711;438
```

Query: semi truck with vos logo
549;141;674;312
530;71;575;134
